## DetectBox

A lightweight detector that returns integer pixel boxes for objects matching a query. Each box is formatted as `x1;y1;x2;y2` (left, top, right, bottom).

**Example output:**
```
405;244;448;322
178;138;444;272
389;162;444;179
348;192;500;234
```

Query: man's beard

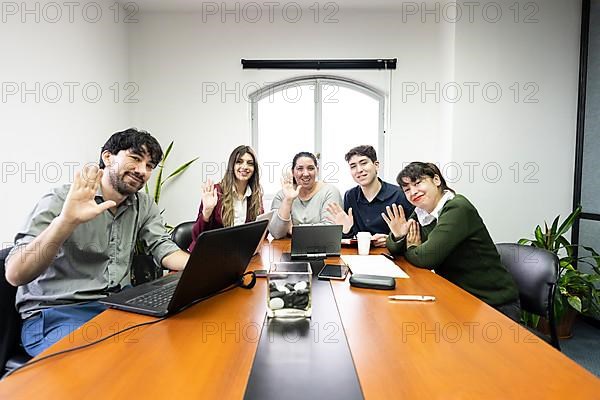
109;170;144;196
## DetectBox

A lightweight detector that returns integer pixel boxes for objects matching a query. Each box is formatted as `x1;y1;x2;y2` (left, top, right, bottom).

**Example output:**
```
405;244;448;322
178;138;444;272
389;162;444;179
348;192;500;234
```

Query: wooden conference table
1;240;599;399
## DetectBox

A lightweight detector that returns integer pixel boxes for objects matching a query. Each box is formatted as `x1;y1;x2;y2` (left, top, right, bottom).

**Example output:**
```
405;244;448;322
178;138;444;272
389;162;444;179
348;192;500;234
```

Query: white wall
130;1;582;243
1;0;582;246
129;8;450;227
0;1;130;243
451;0;581;241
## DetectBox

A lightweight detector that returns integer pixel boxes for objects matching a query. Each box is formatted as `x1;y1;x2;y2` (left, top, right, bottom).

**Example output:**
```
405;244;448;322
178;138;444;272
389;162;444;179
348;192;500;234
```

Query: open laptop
290;224;343;259
100;219;269;317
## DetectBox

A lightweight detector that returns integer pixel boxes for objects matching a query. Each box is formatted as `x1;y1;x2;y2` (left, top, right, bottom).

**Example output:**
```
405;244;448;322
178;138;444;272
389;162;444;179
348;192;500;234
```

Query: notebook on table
100;219;269;317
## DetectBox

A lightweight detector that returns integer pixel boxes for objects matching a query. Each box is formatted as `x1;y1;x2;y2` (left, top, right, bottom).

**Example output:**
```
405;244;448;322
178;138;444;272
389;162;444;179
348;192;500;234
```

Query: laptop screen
291;224;342;257
101;219;269;317
168;219;269;313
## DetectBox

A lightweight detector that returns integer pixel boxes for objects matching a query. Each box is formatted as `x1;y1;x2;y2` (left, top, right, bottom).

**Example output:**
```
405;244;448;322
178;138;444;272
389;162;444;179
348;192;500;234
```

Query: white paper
341;255;409;279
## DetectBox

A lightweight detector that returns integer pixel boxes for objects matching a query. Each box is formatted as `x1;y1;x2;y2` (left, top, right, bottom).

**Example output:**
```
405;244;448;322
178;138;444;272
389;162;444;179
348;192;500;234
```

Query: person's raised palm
381;203;410;239
61;166;116;225
201;179;218;214
326;202;353;234
406;219;422;248
281;171;300;201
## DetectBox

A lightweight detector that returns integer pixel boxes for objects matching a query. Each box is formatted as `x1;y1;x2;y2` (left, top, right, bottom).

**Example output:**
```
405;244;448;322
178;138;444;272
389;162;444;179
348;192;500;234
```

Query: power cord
4;274;256;379
3;317;166;379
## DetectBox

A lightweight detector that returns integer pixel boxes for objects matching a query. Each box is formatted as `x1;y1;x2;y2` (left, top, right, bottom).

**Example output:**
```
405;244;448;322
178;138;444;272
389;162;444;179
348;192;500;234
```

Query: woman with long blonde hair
189;145;263;252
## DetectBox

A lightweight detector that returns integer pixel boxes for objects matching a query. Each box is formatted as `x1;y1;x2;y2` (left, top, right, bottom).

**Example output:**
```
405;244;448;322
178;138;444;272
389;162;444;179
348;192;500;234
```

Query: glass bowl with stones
267;262;312;318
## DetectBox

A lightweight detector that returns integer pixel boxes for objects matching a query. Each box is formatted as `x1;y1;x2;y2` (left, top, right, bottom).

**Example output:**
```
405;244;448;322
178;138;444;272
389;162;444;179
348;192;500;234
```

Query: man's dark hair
344;145;377;163
99;128;163;169
397;162;454;193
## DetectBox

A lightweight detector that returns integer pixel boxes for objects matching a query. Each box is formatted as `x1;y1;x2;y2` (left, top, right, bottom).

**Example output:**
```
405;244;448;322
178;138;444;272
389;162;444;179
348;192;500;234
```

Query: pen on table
382;253;395;261
388;295;436;302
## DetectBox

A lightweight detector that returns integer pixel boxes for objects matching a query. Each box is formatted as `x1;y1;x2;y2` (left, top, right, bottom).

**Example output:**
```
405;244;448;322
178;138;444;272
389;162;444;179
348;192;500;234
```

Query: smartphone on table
317;264;350;280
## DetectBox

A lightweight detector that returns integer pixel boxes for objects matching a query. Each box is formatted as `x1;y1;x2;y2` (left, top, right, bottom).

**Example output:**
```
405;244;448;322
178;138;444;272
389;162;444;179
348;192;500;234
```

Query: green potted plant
144;141;199;229
518;205;600;337
131;141;198;285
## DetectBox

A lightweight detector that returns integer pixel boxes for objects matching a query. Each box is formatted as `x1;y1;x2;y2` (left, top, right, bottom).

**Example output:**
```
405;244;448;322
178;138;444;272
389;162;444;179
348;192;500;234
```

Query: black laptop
100;219;269;317
290;224;343;259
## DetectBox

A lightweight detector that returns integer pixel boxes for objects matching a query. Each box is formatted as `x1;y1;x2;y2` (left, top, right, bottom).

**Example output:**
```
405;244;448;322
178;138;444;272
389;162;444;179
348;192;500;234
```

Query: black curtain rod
241;59;397;70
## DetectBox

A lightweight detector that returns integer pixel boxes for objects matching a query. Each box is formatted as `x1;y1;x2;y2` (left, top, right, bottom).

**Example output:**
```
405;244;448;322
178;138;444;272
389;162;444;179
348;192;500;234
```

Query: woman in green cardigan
383;162;520;321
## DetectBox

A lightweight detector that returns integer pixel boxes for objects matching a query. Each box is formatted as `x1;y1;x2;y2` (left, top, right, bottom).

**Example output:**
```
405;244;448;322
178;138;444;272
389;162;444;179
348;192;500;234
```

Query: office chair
131;221;194;286
1;247;32;378
495;243;561;350
171;221;195;251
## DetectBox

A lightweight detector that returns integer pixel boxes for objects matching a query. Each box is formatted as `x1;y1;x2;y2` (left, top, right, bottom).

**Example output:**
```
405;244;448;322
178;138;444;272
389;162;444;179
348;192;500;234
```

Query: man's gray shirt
7;184;180;318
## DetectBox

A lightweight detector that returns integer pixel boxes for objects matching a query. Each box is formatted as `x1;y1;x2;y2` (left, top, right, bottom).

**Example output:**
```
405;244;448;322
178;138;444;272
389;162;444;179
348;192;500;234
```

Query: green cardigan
386;194;518;306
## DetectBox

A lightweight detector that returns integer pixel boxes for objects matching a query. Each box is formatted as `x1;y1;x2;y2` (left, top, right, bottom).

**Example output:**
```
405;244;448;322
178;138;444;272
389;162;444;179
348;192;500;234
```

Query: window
251;76;384;200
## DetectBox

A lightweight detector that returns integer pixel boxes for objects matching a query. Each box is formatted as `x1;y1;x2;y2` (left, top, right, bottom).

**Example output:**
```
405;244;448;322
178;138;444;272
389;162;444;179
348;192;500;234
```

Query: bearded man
5;128;190;356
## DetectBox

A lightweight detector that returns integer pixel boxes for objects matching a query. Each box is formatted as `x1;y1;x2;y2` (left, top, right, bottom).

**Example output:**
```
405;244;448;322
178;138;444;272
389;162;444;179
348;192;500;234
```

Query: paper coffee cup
357;232;371;255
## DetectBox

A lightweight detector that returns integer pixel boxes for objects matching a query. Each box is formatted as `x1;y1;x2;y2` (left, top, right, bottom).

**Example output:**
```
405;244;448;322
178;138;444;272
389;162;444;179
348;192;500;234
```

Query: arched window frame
250;75;386;198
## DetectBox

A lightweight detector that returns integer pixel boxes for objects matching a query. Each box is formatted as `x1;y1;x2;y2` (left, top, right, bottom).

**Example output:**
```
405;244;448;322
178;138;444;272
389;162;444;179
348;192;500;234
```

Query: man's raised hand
60;165;116;225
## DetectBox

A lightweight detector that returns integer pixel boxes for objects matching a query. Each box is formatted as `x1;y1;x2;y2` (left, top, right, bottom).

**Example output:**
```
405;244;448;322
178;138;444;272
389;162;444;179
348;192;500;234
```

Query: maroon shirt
188;183;263;252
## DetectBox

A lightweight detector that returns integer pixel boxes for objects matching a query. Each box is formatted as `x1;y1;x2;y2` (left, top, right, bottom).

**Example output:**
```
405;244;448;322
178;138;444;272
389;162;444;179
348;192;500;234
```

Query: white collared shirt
414;191;455;226
233;185;252;226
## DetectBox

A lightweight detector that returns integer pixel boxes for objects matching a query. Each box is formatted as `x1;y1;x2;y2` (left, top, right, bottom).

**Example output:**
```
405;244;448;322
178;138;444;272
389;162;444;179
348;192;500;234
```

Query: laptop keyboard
126;281;178;309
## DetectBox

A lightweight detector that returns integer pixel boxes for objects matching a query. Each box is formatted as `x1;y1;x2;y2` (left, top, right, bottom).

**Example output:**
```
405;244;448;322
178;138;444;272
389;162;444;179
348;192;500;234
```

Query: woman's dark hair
292;151;318;170
397;162;454;193
291;152;318;185
99;128;163;169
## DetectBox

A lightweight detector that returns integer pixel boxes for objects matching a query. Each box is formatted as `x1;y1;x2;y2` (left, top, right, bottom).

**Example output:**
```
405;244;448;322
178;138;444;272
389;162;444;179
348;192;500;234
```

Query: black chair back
496;243;560;349
1;247;30;375
171;221;195;251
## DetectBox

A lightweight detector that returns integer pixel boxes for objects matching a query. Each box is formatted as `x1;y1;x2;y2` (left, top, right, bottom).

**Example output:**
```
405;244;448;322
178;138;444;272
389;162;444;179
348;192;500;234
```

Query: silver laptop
291;224;343;259
100;219;269;317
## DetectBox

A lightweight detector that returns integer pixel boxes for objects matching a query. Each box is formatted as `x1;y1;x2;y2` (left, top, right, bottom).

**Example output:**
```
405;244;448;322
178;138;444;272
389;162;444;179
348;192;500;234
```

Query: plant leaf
530;314;540;329
567;296;582;312
550;215;560;236
554;294;566;321
580;245;600;275
560;261;575;271
534;225;544;247
556;205;581;237
162;157;199;184
145;141;198;227
151;141;174;204
162;141;174;165
543;221;553;249
556;236;573;257
153;165;164;204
